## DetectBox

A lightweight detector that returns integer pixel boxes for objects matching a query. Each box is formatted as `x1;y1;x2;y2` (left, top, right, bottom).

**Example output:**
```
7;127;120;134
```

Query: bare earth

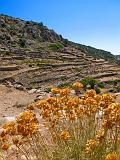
0;85;37;119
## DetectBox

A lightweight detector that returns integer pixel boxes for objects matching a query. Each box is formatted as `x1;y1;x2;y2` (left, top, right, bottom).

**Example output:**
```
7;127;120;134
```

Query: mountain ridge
0;14;117;62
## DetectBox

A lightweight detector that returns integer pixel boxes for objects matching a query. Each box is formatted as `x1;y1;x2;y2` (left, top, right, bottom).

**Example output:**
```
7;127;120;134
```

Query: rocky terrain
0;14;120;119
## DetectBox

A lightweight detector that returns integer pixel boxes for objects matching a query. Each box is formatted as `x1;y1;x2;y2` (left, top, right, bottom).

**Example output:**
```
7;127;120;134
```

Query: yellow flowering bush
0;82;120;160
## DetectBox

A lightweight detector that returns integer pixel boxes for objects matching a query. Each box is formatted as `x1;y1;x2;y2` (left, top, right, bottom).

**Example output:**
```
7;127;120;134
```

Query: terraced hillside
0;46;120;91
0;14;120;92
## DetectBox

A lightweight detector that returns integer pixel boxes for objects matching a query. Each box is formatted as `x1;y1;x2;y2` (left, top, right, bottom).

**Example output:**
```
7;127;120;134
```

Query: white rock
28;89;37;94
70;90;76;95
36;89;42;93
5;116;16;121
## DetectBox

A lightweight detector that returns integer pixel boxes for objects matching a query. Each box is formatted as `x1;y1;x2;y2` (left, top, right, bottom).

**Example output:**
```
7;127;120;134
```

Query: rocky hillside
0;14;120;92
0;14;116;61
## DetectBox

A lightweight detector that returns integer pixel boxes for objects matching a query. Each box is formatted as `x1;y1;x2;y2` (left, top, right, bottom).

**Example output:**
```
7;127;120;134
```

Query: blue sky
0;0;120;55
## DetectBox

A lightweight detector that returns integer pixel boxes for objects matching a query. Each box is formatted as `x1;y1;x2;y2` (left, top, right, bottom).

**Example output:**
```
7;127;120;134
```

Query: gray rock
0;19;5;26
70;90;76;95
14;84;24;90
36;89;42;93
34;95;43;102
28;89;37;94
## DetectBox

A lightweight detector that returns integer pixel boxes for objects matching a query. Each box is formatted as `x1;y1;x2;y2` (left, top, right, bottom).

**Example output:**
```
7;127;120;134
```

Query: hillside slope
0;14;120;91
0;14;116;61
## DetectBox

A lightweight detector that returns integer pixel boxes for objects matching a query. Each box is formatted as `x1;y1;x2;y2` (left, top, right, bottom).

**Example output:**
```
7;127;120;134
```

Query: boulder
34;95;43;102
14;84;24;90
36;89;42;93
28;89;37;94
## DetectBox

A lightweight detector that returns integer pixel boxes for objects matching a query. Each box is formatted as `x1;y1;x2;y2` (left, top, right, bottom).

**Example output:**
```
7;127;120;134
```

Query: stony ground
0;84;120;123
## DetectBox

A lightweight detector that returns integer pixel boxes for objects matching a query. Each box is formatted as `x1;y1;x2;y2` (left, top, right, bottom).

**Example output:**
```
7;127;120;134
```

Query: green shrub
75;68;82;72
48;43;63;51
19;38;26;47
82;76;98;90
60;76;67;81
95;88;101;94
46;87;51;93
98;82;105;88
57;82;70;88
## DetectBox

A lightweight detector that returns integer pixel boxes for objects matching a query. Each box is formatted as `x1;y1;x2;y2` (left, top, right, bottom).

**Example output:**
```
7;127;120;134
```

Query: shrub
48;43;63;51
0;83;120;160
82;76;98;90
46;87;51;93
57;82;70;88
98;82;105;88
95;87;101;94
19;38;26;47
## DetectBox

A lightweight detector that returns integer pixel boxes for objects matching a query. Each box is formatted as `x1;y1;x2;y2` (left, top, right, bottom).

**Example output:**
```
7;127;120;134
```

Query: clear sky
0;0;120;55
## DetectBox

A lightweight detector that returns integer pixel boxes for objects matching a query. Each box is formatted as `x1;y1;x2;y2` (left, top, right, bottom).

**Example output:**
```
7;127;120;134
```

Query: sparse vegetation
46;87;52;93
48;43;63;51
57;82;71;88
75;67;82;72
19;38;26;48
60;75;67;81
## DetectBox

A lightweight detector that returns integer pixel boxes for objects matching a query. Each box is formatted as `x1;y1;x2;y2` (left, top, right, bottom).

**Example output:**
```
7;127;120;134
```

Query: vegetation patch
0;82;120;160
48;43;63;51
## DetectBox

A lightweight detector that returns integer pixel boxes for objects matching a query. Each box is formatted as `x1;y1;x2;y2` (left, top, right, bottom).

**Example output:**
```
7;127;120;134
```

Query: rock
4;116;16;122
14;84;24;90
28;89;37;94
34;95;43;102
14;82;24;86
36;89;42;93
45;93;51;98
0;19;5;26
70;90;76;95
4;81;13;87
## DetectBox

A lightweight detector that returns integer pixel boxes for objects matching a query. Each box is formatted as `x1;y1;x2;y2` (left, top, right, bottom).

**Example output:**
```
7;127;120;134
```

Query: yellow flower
60;88;70;96
16;111;38;136
60;130;70;141
85;139;97;154
72;82;83;90
2;121;17;135
105;153;118;160
2;143;9;151
47;97;57;104
1;135;8;142
51;87;60;94
12;136;19;145
41;109;50;118
35;100;48;109
85;89;96;98
27;104;34;110
96;129;105;141
102;94;116;108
